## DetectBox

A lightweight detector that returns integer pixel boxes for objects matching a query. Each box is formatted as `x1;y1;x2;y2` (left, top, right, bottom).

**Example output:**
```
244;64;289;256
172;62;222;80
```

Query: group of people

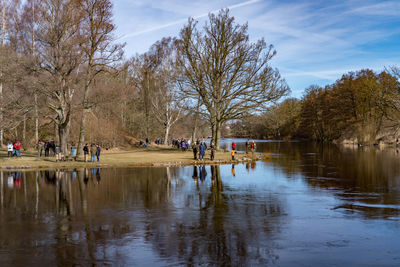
37;140;57;157
82;143;101;162
7;140;22;157
172;138;192;151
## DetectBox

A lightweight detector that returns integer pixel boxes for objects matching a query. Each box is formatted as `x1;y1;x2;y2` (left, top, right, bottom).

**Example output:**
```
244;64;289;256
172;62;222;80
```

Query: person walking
38;140;44;157
96;144;101;162
83;143;89;162
232;141;236;151
90;144;96;162
7;141;13;157
245;139;249;154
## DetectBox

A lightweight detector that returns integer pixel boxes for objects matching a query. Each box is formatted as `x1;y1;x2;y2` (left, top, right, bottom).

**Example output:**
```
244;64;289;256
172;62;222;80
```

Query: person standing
44;140;50;157
96;144;101;162
232;141;236;151
90;144;96;162
192;142;198;160
231;149;235;160
251;140;256;158
210;142;215;160
83;143;89;162
50;140;56;156
245;139;249;154
7;141;13;157
38;140;44;157
13;140;22;157
199;142;206;161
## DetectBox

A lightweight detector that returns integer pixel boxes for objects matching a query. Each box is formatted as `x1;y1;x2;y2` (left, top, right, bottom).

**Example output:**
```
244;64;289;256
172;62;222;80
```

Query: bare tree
76;0;123;155
149;37;182;142
178;9;289;148
35;0;83;155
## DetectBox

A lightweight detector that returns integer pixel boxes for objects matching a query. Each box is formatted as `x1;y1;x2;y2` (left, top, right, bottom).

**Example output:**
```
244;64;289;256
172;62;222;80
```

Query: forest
231;68;400;145
0;0;289;154
0;0;399;154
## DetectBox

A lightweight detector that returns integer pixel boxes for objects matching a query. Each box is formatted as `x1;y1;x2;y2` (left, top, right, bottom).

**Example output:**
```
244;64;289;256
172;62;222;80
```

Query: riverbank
0;146;260;170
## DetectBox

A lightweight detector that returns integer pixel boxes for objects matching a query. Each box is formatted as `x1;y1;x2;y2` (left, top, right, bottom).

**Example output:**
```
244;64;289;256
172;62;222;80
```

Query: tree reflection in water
0;166;284;265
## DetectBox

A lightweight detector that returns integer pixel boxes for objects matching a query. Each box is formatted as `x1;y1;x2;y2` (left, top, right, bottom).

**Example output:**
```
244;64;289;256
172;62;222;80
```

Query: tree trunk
77;109;88;156
211;120;222;150
164;124;170;144
0;82;3;147
191;96;200;141
59;121;69;156
77;67;92;156
34;93;39;144
23;113;26;148
55;122;59;145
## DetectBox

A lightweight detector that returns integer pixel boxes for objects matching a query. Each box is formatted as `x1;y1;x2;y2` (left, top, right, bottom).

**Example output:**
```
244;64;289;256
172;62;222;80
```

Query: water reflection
0;142;399;265
254;142;400;219
0;166;285;265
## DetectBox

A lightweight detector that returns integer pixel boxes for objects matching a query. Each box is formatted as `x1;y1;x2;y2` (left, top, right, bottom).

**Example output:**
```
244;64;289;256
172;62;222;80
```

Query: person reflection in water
231;164;235;176
84;168;89;185
96;168;101;184
13;172;22;188
251;160;256;171
211;165;216;185
192;166;199;185
246;162;250;172
199;165;207;182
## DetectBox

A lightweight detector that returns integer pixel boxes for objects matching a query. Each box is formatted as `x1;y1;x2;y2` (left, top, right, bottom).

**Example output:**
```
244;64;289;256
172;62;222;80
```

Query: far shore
0;145;261;170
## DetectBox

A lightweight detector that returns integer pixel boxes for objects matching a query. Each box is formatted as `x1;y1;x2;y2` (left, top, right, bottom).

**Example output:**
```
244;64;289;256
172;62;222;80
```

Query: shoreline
0;146;261;171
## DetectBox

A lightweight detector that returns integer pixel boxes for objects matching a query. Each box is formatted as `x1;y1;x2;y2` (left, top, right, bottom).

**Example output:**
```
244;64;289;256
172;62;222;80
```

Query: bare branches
178;9;289;147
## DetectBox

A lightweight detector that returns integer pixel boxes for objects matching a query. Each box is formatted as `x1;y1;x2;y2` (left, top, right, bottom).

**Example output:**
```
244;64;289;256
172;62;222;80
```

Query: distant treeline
231;68;400;145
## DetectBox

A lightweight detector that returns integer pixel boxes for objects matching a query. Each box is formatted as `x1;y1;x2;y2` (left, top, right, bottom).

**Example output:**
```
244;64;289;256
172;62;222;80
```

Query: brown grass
0;145;259;170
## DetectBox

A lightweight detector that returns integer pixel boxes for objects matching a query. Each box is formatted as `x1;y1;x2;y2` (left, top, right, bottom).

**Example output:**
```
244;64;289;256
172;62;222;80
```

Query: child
231;150;235;160
7;142;13;157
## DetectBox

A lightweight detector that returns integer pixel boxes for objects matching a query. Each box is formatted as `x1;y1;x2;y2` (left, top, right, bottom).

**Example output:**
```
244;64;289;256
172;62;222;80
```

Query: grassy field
0;145;258;170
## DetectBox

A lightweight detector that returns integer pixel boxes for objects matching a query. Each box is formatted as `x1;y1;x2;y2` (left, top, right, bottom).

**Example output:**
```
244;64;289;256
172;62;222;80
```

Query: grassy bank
0;146;259;170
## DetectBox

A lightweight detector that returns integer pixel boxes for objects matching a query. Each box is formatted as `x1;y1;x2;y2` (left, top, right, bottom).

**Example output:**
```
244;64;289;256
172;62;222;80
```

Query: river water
1;140;399;266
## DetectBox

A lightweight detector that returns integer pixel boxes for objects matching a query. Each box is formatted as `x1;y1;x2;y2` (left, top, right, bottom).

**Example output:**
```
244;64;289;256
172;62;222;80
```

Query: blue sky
113;0;400;98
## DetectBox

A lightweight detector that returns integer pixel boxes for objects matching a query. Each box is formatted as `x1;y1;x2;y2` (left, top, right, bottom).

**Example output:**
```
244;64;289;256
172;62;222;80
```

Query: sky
113;0;400;98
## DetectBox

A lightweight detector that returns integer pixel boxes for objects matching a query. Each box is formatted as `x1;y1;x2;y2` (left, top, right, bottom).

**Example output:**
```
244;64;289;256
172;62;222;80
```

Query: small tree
178;9;289;148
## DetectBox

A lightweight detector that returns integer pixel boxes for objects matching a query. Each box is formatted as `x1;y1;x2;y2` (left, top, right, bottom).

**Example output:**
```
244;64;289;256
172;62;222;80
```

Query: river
0;140;399;266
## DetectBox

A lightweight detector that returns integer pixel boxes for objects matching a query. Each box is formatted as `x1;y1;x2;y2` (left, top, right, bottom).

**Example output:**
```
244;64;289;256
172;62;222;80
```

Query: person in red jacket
13;140;22;157
232;141;236;151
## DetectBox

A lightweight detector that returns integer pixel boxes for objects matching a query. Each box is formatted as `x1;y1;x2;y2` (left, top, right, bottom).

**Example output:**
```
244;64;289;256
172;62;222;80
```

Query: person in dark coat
192;143;198;160
83;143;89;162
96;144;101;162
199;142;206;161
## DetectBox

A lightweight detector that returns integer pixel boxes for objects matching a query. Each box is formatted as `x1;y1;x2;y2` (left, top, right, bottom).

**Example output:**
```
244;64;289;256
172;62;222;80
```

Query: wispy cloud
120;0;261;39
114;0;400;98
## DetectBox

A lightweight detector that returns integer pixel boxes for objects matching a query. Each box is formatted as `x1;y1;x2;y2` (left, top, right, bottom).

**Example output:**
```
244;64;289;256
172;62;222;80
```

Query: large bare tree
76;0;123;155
36;0;83;155
179;9;289;148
